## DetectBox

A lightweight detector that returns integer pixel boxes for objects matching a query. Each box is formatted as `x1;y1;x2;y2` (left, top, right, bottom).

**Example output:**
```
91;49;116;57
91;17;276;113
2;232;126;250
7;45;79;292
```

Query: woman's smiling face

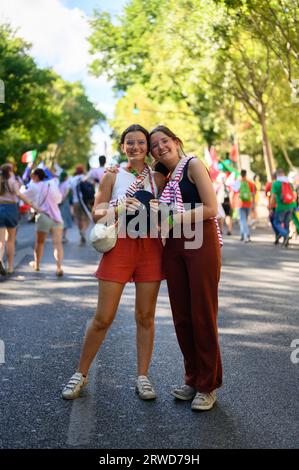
121;131;148;161
150;131;180;168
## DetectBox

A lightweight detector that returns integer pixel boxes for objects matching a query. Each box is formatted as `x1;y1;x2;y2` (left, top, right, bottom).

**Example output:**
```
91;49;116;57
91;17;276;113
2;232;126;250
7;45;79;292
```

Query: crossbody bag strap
125;165;152;197
76;178;94;222
110;166;154;207
148;169;156;197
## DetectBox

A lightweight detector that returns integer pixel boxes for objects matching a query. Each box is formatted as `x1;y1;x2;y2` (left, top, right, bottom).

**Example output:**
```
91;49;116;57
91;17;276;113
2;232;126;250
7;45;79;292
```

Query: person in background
214;176;225;235
22;162;34;186
86;155;106;190
70;165;90;246
234;169;255;243
21;168;64;276
249;174;260;229
222;179;233;235
0;163;39;275
265;172;280;244
270;168;296;247
59;171;72;243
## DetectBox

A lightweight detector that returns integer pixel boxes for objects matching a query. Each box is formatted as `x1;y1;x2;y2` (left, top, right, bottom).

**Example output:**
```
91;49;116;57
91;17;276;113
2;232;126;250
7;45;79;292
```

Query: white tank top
111;168;158;201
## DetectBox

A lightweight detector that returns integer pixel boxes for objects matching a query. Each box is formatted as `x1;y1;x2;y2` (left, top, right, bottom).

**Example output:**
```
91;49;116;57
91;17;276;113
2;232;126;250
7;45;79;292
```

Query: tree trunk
279;141;294;170
260;112;275;181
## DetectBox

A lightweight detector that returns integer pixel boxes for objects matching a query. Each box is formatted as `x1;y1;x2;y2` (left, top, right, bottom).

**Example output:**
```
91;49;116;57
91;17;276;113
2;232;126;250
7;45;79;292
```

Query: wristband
115;203;125;217
168;213;174;229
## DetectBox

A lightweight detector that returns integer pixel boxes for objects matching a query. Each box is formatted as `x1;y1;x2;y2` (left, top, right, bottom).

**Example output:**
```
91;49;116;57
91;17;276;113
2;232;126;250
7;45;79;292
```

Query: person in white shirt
86;155;106;188
21;168;64;276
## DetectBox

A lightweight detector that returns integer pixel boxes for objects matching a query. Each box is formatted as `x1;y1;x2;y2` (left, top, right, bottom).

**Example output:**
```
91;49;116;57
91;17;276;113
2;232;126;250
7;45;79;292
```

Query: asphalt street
0;221;298;450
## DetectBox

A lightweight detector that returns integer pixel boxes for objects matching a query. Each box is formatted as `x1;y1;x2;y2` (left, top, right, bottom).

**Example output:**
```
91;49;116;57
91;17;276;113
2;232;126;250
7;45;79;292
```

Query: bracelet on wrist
168;213;174;229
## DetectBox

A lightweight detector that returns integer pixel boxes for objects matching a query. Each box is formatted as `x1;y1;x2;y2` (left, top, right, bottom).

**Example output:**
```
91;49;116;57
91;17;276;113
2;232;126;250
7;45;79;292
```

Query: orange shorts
95;236;165;283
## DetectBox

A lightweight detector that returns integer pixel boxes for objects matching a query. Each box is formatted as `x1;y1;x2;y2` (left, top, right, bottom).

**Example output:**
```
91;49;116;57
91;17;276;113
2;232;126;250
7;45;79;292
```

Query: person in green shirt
270;168;296;247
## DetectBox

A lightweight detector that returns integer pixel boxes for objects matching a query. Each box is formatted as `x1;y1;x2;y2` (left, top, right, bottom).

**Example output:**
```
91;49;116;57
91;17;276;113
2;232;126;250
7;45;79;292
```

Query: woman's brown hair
0;164;13;195
120;124;150;154
149;125;186;157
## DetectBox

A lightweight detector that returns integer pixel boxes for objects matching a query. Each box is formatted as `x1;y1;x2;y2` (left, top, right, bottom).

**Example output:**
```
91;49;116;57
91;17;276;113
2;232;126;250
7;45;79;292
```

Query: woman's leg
163;243;195;385
77;280;125;376
183;237;222;393
33;231;47;269
0;228;6;263
226;215;233;234
135;281;161;376
50;227;64;272
5;227;17;271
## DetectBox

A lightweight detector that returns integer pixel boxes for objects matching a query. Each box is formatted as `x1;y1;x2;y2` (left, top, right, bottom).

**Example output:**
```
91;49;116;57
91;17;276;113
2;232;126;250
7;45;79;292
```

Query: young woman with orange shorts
62;125;165;401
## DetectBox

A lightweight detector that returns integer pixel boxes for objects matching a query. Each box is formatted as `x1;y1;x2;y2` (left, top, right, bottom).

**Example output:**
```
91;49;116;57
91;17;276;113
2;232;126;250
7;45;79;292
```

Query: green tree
88;0;299;178
219;0;299;86
51;78;104;168
0;25;105;169
89;0;163;91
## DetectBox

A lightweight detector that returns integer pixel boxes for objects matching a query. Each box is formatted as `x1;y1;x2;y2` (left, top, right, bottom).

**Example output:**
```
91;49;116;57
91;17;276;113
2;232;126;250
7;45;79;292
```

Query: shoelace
139;378;153;391
194;392;214;402
65;374;83;390
180;385;192;391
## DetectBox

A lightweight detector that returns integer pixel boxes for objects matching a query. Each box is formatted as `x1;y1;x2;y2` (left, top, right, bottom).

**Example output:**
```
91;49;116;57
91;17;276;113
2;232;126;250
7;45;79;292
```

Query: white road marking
0;340;5;364
66;320;98;447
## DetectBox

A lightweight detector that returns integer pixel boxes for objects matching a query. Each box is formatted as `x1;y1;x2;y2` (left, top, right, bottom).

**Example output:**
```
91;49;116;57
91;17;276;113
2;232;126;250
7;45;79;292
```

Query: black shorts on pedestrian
222;201;232;217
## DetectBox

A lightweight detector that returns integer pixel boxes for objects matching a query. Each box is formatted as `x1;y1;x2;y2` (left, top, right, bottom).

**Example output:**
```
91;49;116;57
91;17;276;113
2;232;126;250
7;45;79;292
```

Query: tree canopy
88;0;299;179
0;25;105;171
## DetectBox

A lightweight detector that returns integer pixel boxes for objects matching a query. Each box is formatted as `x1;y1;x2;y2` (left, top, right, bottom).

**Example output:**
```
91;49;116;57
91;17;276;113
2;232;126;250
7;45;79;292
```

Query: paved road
0;223;298;449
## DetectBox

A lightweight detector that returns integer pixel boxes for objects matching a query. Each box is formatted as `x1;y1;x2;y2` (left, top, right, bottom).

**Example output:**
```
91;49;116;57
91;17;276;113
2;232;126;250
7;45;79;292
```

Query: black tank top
179;158;202;209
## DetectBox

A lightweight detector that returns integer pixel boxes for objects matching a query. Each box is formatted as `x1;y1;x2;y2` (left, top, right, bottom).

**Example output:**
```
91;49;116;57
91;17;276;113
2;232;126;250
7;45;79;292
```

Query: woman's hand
105;165;120;174
125;197;143;214
32;204;40;213
17;190;40;214
149;199;159;214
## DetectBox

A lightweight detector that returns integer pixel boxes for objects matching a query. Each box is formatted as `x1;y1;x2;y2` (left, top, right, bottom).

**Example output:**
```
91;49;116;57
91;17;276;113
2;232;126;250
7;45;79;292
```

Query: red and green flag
21;149;37;164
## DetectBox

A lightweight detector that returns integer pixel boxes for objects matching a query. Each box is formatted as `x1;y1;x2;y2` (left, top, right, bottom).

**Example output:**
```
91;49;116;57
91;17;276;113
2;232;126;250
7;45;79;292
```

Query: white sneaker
191;391;216;411
62;372;88;400
135;375;156;400
171;384;196;401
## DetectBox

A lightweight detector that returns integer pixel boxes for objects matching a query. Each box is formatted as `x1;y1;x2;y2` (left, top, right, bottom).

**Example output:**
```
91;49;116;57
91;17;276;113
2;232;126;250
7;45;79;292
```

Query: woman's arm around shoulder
188;158;218;219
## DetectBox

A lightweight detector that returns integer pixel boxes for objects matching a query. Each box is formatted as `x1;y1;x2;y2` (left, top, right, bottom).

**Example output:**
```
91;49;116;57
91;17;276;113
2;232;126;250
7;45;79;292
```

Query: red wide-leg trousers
163;220;222;393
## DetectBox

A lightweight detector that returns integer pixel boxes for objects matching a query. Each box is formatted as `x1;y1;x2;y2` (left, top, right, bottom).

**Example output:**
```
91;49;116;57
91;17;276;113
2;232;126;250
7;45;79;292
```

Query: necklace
126;164;145;177
129;167;139;177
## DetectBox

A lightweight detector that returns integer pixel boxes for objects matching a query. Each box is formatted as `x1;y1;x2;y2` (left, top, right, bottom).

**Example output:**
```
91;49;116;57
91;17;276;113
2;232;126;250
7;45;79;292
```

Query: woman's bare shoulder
100;171;117;185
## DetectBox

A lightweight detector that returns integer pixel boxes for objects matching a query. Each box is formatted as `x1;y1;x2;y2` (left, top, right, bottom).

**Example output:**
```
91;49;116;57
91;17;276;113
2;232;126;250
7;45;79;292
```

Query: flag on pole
21;149;37;164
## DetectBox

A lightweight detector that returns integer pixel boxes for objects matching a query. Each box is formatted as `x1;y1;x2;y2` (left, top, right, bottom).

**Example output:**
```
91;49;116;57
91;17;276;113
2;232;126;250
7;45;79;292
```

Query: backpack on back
77;180;95;209
281;182;294;204
239;180;251;202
